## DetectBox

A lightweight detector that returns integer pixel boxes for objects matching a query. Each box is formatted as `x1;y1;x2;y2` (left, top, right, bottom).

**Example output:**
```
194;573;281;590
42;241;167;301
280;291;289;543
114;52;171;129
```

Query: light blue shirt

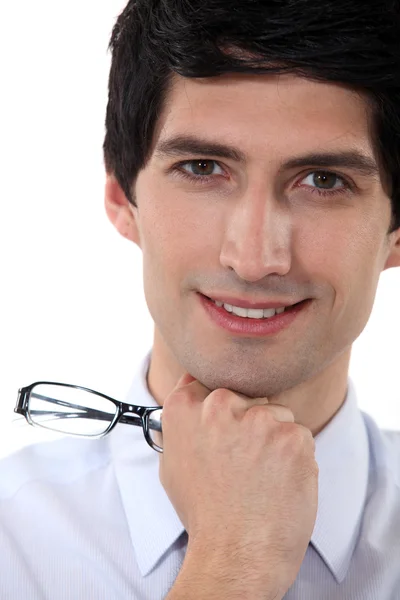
0;349;399;599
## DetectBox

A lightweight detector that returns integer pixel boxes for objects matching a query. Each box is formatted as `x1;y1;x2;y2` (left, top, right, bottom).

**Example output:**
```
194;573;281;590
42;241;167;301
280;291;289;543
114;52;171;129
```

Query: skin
105;73;400;437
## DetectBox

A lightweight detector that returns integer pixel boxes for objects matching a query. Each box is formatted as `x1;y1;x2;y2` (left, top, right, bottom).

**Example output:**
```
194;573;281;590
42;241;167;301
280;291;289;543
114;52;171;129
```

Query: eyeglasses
15;382;164;453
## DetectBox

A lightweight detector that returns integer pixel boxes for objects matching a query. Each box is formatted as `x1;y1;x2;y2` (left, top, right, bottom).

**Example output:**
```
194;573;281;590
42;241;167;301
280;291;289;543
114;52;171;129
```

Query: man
1;0;400;598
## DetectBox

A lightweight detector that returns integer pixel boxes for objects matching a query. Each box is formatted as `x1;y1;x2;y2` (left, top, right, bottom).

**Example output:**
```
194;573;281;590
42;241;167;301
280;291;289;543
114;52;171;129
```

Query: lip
200;293;304;310
198;293;312;337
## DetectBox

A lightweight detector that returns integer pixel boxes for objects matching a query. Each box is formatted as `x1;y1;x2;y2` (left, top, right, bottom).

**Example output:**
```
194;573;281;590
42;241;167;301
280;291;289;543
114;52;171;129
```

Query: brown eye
178;159;224;179
297;170;351;198
311;172;341;189
188;160;216;176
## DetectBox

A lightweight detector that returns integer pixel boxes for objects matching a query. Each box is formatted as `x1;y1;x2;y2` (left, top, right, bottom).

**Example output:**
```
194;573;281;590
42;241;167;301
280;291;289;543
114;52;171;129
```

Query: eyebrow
154;134;380;178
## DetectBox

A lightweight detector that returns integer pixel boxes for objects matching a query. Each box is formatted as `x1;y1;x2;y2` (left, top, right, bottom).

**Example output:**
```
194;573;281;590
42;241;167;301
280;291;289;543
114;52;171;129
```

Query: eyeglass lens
28;384;118;436
27;384;164;449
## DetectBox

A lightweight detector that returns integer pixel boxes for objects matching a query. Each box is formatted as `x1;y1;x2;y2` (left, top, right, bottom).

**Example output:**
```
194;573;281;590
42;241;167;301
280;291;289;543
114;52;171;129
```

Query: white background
1;0;399;458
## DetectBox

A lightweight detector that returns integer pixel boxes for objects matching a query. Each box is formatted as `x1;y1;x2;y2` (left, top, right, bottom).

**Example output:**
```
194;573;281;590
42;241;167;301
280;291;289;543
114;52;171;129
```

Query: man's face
118;74;399;398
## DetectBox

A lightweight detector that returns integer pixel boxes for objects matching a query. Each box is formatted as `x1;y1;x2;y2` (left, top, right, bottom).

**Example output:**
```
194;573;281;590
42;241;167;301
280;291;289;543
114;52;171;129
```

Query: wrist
167;542;284;600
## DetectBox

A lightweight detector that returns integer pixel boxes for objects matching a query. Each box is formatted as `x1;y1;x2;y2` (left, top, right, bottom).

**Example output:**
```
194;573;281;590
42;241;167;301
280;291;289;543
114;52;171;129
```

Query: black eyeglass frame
15;381;164;453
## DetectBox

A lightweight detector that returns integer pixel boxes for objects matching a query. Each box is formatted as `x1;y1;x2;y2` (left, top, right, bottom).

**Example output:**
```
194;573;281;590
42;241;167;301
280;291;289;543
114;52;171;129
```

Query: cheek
141;188;218;270
308;219;384;332
138;194;216;338
296;214;378;303
138;194;214;310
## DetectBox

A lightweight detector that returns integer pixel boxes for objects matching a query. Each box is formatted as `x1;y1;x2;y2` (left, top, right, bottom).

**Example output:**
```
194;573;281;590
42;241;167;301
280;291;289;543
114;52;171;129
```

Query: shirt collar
109;348;186;577
311;376;369;583
110;350;369;583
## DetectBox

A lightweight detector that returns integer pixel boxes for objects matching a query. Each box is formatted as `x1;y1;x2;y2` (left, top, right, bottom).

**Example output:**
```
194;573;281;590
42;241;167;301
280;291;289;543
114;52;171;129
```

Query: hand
159;372;319;598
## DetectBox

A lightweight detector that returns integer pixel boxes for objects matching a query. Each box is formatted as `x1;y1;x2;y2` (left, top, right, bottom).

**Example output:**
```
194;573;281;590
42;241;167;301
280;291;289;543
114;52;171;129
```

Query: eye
179;160;224;179
170;159;227;185
298;171;351;195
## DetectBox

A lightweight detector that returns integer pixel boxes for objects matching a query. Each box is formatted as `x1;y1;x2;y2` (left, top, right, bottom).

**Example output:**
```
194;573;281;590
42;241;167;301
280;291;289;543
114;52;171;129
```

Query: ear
104;173;141;247
383;228;400;270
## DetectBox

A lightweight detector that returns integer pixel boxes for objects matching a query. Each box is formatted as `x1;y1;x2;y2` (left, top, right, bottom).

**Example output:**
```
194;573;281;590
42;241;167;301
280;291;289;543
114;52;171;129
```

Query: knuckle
287;422;313;442
297;425;317;453
243;406;285;442
202;388;231;421
246;403;270;416
208;388;231;404
244;404;276;427
246;403;295;426
166;386;194;409
277;424;318;470
276;422;311;451
162;387;195;427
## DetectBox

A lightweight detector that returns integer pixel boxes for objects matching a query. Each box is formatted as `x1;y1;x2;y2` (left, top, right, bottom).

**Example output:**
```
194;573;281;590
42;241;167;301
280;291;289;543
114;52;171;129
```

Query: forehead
154;73;374;156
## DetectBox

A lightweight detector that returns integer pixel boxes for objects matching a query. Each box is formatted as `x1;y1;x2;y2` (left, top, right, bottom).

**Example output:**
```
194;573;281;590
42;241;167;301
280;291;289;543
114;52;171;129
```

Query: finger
212;391;295;424
162;373;212;433
235;393;269;406
176;372;197;388
173;372;212;401
245;402;296;423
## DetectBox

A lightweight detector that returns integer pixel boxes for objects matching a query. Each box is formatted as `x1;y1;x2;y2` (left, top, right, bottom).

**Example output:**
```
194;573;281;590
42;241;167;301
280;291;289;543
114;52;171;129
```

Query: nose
219;189;292;282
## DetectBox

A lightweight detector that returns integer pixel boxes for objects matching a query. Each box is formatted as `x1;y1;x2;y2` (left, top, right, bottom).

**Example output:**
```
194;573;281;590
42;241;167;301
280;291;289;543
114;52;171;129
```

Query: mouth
198;293;312;337
202;294;307;313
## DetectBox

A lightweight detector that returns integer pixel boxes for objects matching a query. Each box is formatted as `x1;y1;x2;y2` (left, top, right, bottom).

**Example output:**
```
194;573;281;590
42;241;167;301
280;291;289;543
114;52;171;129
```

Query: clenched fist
160;372;319;600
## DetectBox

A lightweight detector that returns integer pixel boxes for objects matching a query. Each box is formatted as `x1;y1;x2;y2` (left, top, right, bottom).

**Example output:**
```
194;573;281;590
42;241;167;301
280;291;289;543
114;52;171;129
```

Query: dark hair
103;0;400;234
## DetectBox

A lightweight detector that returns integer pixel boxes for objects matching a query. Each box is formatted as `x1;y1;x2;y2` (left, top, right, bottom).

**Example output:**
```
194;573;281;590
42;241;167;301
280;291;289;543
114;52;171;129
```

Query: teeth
241;307;265;319
232;306;249;318
214;300;287;319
